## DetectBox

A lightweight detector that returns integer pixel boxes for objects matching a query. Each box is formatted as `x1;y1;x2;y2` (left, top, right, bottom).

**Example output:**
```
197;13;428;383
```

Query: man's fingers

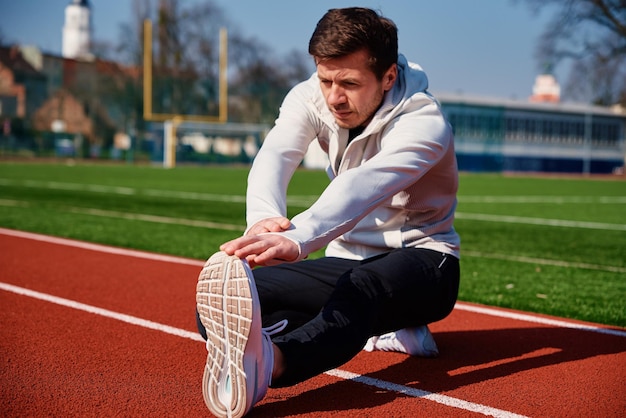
246;217;292;236
221;233;298;267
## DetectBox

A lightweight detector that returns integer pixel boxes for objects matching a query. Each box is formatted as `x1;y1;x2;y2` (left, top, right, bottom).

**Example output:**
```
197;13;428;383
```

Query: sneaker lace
262;319;288;336
258;319;288;394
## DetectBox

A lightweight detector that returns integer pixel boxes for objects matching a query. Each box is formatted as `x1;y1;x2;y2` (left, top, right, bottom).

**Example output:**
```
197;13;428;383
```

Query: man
196;7;460;417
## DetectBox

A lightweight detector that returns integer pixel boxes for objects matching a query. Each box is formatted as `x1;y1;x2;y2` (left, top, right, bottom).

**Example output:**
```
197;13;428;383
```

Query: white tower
62;0;92;59
529;74;561;103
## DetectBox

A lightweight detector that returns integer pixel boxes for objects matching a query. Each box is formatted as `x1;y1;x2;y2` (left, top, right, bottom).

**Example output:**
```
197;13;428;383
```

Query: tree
117;0;313;124
521;0;626;106
227;33;313;123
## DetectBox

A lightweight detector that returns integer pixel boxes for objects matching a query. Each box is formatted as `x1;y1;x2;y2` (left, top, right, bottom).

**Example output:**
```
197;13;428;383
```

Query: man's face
316;49;397;129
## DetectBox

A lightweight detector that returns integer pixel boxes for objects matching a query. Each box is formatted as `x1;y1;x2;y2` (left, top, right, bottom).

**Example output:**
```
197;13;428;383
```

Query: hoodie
245;54;460;261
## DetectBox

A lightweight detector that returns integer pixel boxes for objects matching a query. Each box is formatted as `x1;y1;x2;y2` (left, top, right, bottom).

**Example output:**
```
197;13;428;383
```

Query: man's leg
196;256;360;338
195;252;274;418
253;257;361;332
271;248;460;387
194;253;359;417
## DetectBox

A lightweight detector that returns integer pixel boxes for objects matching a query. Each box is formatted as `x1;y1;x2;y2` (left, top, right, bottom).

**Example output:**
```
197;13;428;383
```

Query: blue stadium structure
438;94;625;174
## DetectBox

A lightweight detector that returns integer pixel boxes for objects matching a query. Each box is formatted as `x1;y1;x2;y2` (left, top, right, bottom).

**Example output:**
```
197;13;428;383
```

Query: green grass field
1;161;625;327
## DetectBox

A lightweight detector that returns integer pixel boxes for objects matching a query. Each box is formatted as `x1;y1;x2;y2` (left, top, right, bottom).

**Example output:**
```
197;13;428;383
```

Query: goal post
143;19;228;123
154;119;270;168
143;19;229;167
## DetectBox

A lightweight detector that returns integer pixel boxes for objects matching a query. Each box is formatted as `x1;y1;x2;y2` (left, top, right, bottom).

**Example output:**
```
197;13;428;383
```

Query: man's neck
348;126;365;143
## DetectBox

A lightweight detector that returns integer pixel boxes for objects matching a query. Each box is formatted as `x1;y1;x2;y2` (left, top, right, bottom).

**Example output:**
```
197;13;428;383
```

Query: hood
305;54;431;130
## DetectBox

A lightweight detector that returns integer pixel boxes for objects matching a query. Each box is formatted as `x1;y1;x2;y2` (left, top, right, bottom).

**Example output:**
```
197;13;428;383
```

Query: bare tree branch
519;0;626;105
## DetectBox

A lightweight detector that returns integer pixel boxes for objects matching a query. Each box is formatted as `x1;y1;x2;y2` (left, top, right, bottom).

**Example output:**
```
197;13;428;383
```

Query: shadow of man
253;326;626;417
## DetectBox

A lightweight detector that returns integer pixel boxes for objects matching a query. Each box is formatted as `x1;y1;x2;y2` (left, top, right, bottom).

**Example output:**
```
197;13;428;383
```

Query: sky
0;0;564;101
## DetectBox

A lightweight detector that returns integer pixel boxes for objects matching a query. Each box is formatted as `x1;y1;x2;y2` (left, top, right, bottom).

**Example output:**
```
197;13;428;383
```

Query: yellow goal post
143;19;228;167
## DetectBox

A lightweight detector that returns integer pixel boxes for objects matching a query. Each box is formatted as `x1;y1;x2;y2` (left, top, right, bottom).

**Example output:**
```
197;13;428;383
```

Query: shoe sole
196;252;254;418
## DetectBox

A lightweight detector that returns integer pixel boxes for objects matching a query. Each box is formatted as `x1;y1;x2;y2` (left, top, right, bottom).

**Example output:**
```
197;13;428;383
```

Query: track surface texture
1;228;624;417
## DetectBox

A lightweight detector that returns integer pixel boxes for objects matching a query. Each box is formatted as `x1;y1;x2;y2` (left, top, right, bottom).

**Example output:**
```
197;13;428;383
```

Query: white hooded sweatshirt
246;54;460;261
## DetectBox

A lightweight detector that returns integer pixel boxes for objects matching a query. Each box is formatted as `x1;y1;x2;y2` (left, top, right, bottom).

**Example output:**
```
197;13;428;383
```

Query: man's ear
383;64;397;91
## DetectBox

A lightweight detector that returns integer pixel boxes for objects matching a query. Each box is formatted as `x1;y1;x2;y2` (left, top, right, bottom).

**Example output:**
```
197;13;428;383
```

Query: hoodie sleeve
245;79;321;230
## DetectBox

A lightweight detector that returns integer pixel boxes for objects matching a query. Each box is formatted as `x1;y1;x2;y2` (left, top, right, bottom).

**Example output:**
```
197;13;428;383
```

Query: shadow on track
252;326;626;416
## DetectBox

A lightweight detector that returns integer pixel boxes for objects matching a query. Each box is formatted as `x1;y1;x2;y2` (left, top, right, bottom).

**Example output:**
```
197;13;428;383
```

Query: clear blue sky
0;0;562;100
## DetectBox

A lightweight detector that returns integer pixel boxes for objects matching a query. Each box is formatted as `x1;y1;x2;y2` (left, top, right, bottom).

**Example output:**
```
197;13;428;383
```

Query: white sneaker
363;325;439;357
196;251;287;418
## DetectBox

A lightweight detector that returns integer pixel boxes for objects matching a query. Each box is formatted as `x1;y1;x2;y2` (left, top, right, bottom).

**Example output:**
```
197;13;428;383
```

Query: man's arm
245;80;320;228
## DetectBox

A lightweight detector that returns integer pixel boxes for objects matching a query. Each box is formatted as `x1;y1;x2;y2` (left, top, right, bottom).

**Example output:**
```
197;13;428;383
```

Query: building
3;1;625;171
0;42;135;158
438;93;625;174
0;46;47;119
303;93;625;175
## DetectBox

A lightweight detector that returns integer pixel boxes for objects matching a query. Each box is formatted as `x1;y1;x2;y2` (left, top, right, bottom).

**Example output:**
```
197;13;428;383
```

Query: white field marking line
0;199;244;232
2;192;626;237
5;177;626;206
1;281;527;418
1;209;625;277
2;199;624;274
143;188;318;207
0;212;624;275
2;178;625;229
325;369;528;418
2;227;625;338
455;211;626;231
0;178;318;207
67;207;245;232
2;193;625;232
463;250;626;274
144;189;247;203
0;179;136;195
454;302;626;337
0;198;28;207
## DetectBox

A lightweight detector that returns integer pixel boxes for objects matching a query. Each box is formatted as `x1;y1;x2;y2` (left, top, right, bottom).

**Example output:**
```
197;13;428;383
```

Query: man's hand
220;233;299;267
246;217;292;235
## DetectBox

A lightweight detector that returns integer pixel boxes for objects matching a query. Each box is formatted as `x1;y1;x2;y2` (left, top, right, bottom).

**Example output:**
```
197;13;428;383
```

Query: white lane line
2;227;624;336
326;369;528;418
0;227;205;267
0;281;527;418
2;223;624;277
0;282;204;342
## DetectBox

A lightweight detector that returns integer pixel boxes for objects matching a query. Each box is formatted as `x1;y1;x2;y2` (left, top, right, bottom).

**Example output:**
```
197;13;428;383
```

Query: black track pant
197;247;459;388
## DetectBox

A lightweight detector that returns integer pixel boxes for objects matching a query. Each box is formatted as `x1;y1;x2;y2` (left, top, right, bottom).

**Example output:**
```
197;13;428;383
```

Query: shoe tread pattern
196;252;253;418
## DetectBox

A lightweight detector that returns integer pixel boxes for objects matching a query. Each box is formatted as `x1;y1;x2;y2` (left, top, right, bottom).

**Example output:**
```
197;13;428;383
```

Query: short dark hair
308;7;398;80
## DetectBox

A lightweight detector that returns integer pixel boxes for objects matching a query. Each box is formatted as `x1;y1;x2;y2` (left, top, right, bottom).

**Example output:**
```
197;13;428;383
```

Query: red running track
1;228;625;417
